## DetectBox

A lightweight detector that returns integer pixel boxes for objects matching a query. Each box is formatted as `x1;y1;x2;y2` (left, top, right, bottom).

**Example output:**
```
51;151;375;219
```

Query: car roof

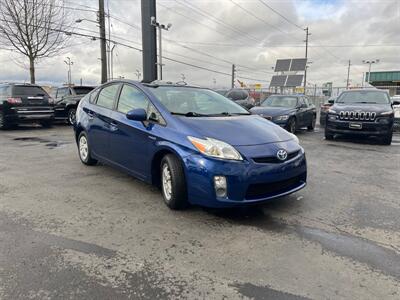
341;88;386;93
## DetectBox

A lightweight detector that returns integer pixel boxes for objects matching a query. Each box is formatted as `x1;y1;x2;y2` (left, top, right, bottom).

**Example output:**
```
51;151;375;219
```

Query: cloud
0;0;399;88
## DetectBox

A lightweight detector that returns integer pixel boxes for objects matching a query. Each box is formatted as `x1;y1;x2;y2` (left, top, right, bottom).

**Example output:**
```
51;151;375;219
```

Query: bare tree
0;0;69;83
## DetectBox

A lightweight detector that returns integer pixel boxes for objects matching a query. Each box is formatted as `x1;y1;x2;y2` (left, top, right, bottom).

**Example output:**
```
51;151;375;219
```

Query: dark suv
0;83;54;129
54;86;94;125
224;88;256;109
325;89;394;145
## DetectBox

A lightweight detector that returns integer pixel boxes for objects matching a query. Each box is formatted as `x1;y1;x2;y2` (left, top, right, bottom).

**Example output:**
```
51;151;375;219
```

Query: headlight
274;115;289;121
188;136;243;161
288;132;299;144
380;110;394;116
328;109;337;114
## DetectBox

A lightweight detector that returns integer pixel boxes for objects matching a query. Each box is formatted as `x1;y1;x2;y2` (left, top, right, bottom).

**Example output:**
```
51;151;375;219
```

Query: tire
160;154;188;210
286;117;296;133
0;111;9;130
325;129;334;140
78;132;97;166
382;131;392;145
67;108;77;125
40;120;53;128
307;115;316;131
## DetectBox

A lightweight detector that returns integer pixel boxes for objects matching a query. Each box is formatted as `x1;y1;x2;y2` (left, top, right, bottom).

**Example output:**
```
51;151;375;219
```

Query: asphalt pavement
0;124;399;299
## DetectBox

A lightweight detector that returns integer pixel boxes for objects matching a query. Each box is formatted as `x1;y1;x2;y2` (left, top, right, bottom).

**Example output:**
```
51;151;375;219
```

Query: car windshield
74;87;94;95
262;96;298;108
337;91;390;104
149;86;250;116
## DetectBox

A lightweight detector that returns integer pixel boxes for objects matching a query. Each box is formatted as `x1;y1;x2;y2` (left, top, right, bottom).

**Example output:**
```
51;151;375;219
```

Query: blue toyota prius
74;80;307;209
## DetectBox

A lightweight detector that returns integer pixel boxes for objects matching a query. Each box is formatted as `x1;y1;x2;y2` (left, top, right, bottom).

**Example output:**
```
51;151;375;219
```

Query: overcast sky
0;0;399;88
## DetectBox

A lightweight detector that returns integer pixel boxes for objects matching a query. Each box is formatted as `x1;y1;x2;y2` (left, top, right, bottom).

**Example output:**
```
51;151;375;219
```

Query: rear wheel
382;131;392;145
286;117;296;133
78;132;97;165
308;115;316;131
67;108;76;125
160;154;188;210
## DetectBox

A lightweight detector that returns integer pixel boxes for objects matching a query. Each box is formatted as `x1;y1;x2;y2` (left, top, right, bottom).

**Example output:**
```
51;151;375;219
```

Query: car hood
333;103;392;113
250;106;295;117
176;115;295;146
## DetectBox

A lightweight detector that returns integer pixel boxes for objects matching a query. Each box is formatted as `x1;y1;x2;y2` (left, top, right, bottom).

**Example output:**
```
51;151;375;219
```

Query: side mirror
298;103;307;108
126;108;147;121
328;99;335;104
393;100;400;106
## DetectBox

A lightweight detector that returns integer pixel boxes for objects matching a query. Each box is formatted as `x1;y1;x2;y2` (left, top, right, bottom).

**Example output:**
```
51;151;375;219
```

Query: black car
319;96;336;127
54;86;94;124
224;88;256;109
325;89;394;145
250;95;316;133
0;83;54;129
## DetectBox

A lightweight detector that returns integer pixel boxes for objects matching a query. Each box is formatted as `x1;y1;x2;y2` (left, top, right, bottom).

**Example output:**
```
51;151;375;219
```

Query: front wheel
382;131;392;145
78;132;97;165
286;118;296;133
67;108;77;125
160;154;188;210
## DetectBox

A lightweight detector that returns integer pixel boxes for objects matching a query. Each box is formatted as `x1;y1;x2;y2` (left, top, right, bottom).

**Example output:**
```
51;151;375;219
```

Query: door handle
109;122;118;132
87;111;95;119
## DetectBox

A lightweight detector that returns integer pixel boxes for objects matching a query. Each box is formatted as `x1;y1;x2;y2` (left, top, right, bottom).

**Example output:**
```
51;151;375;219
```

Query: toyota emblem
276;149;288;161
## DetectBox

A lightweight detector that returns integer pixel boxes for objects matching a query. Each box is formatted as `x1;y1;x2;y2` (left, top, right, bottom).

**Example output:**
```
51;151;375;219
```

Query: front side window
262;96;298;108
96;84;119;109
149;86;250;116
117;85;149;114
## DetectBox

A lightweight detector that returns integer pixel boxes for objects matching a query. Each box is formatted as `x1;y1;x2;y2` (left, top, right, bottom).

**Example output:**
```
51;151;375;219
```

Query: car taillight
6;97;22;104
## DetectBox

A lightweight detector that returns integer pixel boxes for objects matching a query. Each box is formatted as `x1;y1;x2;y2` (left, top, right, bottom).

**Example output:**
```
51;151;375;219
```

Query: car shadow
328;134;385;146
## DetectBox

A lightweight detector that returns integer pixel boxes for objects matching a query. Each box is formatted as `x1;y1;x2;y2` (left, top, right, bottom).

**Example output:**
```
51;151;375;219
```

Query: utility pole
304;27;311;95
231;64;236;88
362;59;379;84
107;1;111;81
64;57;73;85
98;0;107;84
110;44;116;80
151;17;171;81
346;60;351;89
141;0;157;83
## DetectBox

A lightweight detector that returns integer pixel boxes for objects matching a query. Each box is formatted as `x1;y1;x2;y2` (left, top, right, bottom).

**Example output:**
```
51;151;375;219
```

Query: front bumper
183;149;307;208
326;119;393;136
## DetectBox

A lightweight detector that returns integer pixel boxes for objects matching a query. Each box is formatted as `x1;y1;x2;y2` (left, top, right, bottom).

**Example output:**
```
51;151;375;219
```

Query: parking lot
0;125;399;299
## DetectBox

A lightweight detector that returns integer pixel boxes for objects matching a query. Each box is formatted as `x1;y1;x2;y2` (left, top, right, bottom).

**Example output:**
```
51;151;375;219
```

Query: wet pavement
0;124;399;299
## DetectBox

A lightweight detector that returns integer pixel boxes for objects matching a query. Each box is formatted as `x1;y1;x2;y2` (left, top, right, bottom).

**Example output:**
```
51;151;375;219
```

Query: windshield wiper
353;101;377;104
171;111;209;117
210;112;250;116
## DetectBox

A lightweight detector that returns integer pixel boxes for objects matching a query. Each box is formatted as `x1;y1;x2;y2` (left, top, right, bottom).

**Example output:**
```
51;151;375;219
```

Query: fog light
214;176;227;198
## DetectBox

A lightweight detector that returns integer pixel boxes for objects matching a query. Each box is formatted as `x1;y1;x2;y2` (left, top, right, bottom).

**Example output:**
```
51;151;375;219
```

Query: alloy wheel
162;163;172;201
79;135;89;161
68;109;76;125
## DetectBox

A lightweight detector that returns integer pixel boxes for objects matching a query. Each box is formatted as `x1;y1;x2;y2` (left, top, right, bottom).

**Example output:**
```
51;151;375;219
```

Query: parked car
214;89;229;96
0;83;54;129
74;80;307;209
250;95;316;133
391;95;400;130
319;96;336;127
325;89;394;145
224;88;256;109
54;85;94;124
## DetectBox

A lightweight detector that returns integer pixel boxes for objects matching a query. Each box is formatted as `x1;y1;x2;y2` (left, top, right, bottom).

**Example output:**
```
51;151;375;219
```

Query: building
366;71;400;96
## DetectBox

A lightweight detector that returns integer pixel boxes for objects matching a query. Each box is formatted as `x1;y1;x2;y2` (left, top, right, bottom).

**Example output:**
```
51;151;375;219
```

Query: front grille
253;150;300;164
246;175;304;199
339;111;376;121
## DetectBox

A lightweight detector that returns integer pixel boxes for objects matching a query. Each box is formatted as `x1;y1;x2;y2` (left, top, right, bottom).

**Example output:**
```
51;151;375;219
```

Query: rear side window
96;84;119;109
13;86;47;96
56;87;69;98
117;85;149;114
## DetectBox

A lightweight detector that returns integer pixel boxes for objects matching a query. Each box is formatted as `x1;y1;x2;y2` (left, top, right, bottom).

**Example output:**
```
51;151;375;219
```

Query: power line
257;0;304;31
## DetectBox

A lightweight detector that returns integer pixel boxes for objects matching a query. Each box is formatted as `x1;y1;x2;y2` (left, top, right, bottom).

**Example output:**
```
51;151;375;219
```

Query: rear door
12;85;50;107
87;83;121;160
303;97;314;125
296;97;307;126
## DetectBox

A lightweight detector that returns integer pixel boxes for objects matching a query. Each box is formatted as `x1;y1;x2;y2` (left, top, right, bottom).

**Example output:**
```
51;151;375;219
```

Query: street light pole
64;57;73;85
346;60;351;89
110;44;116;80
362;59;379;84
150;17;171;81
304;27;311;95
